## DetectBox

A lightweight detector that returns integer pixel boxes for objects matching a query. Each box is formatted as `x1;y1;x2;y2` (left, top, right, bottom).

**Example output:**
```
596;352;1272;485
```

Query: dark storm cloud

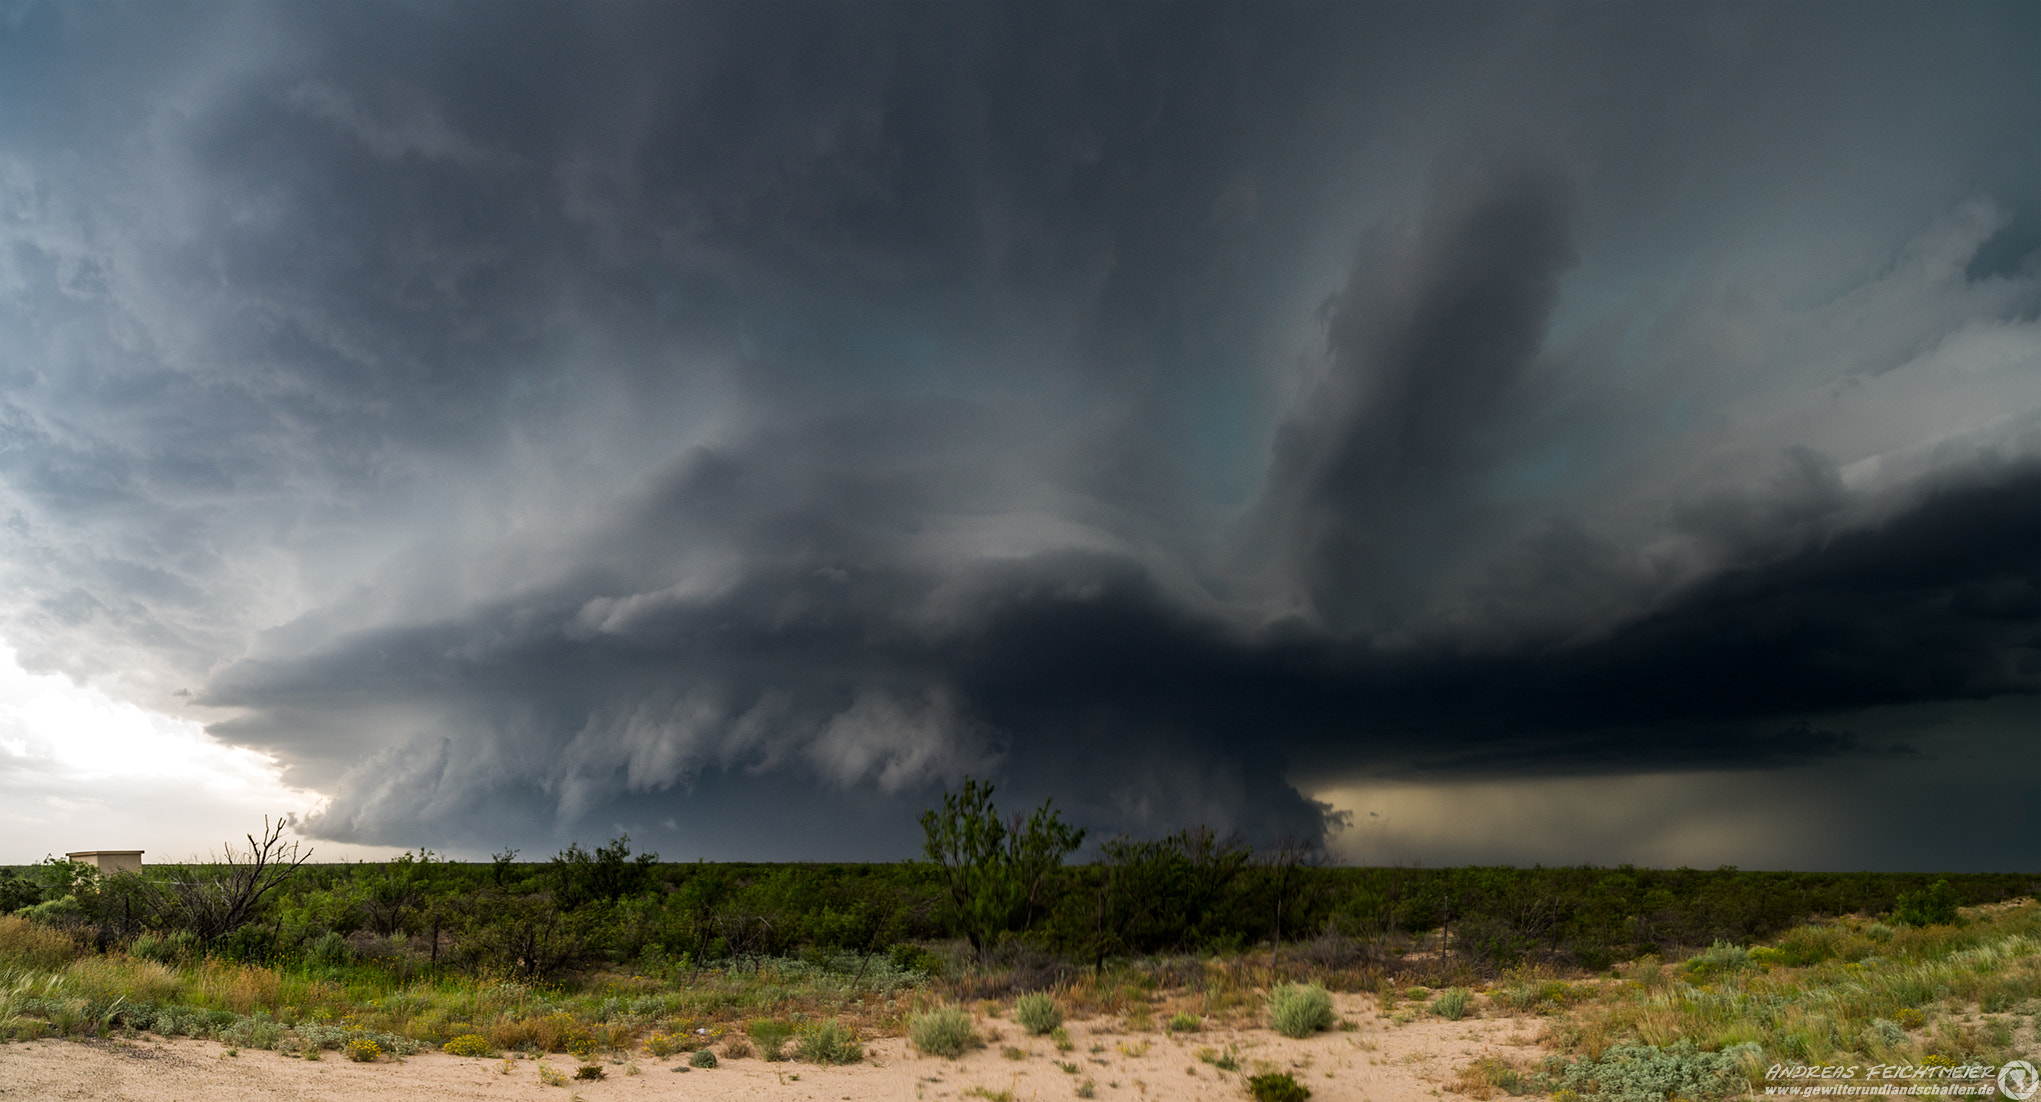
0;3;2036;860
1248;162;1578;629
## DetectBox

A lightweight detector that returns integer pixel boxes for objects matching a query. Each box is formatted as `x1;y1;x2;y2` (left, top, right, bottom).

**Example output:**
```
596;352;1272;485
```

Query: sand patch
0;993;1549;1102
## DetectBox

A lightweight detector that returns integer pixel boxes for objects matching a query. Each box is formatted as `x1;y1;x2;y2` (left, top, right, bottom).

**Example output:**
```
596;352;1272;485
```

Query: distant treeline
3;834;2033;979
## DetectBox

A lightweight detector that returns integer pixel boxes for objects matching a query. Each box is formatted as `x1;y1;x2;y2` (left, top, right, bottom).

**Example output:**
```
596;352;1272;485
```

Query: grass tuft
1268;983;1335;1038
1015;991;1063;1035
911;1005;981;1058
1247;1070;1312;1102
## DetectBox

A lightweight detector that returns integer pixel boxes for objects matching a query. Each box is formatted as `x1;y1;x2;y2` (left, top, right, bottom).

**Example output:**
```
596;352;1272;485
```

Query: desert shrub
795;1020;863;1065
911;1006;980;1058
1430;988;1470;1021
1049;1025;1072;1051
1865;1019;1908;1046
1197;1046;1241;1071
722;1034;753;1059
537;1063;568;1086
1894;881;1960;927
574;1064;605;1080
17;895;85;928
644;1031;683;1058
1248;1070;1312;1102
529;1011;583;1053
890;943;946;977
1167;1011;1201;1032
1681;941;1751;980
1458;1056;1534;1096
1547;1041;1754;1102
344;1037;381;1062
690;1046;719;1068
1268;983;1335;1038
130;931;199;964
747;1018;795;1061
306;931;351;966
1015;991;1063;1035
443;1033;493;1057
1494;977;1577;1012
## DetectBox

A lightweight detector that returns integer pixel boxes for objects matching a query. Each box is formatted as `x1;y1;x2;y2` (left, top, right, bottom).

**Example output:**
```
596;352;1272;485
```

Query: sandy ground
0;994;1550;1102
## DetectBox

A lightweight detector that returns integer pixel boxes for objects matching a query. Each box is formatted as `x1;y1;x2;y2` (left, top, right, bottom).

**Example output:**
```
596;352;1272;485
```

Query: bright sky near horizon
0;640;402;864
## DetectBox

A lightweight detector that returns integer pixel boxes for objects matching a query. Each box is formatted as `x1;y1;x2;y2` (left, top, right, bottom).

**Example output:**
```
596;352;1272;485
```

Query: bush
747;1019;795;1061
1894;880;1960;927
1547;1041;1751;1102
796;1020;864;1065
644;1032;684;1058
1430;988;1470;1021
307;930;351;966
689;1046;719;1068
911;1006;980;1058
1015;992;1063;1035
131;931;199;964
1167;1011;1202;1032
722;1035;753;1059
1248;1071;1312;1102
890;943;946;978
573;1065;605;1080
443;1033;493;1057
1268;983;1335;1038
1682;941;1751;980
16;895;85;928
344;1038;381;1062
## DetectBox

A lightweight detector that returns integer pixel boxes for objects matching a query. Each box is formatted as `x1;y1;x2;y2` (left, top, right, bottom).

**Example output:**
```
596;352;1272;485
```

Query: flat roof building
65;851;143;874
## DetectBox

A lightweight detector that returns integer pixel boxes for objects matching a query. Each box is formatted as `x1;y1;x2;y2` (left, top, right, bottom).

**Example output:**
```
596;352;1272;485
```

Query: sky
0;2;2035;870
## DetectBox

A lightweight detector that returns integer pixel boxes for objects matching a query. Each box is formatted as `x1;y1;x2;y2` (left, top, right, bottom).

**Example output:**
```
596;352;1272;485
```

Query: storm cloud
0;3;2035;865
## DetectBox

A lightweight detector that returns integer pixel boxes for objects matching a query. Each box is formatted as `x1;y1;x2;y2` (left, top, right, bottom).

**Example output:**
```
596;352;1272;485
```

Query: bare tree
161;816;313;943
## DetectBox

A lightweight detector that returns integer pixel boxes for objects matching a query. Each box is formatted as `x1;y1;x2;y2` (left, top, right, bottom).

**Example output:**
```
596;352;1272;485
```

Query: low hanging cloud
0;4;2034;862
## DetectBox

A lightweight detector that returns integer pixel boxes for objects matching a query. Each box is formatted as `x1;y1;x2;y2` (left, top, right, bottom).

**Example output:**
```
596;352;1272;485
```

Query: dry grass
194;959;284;1015
0;916;77;971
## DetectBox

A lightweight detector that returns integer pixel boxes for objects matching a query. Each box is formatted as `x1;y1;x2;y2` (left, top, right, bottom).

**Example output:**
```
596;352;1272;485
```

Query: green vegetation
1015;990;1063;1034
1547;1041;1751;1102
1450;900;2041;1102
747;1017;796;1060
910;1005;979;1057
442;1032;492;1056
688;1045;718;1068
1247;1070;1312;1102
921;778;1085;956
1268;982;1335;1037
794;1019;863;1064
1894;878;1961;927
2;782;2036;1078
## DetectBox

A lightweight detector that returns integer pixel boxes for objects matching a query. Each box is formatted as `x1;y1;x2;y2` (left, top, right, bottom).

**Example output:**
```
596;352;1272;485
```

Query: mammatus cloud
0;4;2033;863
